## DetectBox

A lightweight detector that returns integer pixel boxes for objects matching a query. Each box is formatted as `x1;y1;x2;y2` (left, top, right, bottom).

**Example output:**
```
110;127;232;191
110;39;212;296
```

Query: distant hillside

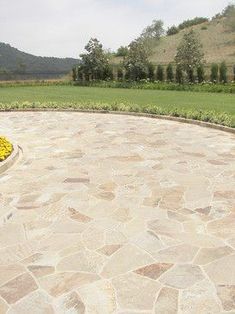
0;43;78;77
112;15;235;68
150;17;235;65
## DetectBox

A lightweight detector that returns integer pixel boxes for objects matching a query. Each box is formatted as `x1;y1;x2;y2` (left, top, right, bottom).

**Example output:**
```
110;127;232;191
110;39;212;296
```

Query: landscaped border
0;144;20;175
1;109;235;134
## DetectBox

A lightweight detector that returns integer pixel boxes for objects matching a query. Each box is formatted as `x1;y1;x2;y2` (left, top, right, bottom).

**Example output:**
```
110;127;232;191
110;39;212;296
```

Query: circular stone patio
0;112;235;314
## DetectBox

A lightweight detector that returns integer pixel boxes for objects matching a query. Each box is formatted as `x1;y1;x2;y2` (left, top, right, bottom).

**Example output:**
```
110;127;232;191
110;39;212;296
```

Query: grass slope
0;85;234;125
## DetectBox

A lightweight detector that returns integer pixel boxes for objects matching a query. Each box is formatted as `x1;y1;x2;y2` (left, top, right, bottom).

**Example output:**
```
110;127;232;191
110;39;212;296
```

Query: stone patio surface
0;112;235;314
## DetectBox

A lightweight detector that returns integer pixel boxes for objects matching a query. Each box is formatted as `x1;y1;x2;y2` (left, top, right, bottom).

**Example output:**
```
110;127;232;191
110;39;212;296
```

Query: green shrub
210;63;219;82
147;63;155;81
167;26;179;36
197;65;205;83
175;65;183;84
166;63;174;82
219;61;228;83
156;65;164;81
117;68;124;81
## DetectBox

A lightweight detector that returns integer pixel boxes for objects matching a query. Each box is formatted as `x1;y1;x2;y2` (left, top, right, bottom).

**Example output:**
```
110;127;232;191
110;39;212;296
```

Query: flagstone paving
0;111;235;313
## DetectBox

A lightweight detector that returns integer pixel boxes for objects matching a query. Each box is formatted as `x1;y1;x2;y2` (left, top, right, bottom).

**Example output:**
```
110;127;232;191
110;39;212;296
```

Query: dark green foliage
147;63;155;81
175;30;204;82
124;40;149;81
166;63;174;82
178;17;209;30
79;38;110;81
117;68;124;81
175;65;183;84
72;67;77;81
140;20;164;40
116;46;128;57
197;64;205;83
156;65;164;81
233;65;235;80
219;61;228;83
167;26;179;36
210;63;219;82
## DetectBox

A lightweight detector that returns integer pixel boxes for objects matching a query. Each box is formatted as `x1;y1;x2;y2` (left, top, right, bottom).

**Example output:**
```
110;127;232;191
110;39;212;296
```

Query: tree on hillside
224;4;235;31
140;20;164;40
167;26;179;36
124;40;149;80
166;63;174;82
156;65;164;81
78;38;111;80
219;61;228;83
175;30;204;82
210;63;219;82
116;46;128;57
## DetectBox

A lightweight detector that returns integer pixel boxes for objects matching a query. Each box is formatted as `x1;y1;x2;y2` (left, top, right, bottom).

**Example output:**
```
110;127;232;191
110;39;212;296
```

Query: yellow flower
0;136;13;162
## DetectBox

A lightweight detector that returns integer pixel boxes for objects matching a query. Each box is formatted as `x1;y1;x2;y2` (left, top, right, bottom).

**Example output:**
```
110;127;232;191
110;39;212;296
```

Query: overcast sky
0;0;231;58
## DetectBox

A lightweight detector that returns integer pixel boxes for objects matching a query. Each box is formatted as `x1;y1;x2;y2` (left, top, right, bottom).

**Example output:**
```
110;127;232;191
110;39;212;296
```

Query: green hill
0;42;78;78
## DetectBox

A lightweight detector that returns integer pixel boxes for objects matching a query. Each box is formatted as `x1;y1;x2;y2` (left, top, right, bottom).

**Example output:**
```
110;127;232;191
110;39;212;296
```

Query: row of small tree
73;29;234;83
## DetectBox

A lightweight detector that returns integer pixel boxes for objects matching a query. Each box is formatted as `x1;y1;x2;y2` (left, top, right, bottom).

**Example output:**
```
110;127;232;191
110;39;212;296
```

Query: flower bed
0;137;13;161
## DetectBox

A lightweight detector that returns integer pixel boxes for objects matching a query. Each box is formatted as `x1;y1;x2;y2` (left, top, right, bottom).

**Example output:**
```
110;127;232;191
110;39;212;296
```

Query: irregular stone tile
167;210;190;222
180;279;221;314
0;242;36;265
69;209;92;223
64;177;90;184
0;264;25;286
173;232;225;248
193;246;234;265
134;263;173;280
7;290;53;314
78;280;116;314
148;219;182;236
57;250;106;273
94;191;115;201
38;234;80;252
132;231;165;256
121;218;147;238
101;244;154;279
217;285;235;311
111;207;132;223
52;220;86;234
159;264;205;289
0;272;38;304
39;272;100;297
27;265;55;278
154;287;178;314
194;206;211;215
98;244;122;256
0;224;25;248
112;272;161;311
54;291;85;314
99;181;117;192
105;230;127;245
154;244;199;263
82;226;105;250
207;214;235;237
204;254;235;285
0;298;8;313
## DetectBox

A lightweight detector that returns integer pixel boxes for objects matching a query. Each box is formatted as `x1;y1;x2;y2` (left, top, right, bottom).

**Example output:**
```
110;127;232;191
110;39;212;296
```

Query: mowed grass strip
0;85;234;124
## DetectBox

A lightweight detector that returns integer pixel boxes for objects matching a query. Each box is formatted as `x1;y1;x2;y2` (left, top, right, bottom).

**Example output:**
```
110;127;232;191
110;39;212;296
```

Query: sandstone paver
0;112;234;312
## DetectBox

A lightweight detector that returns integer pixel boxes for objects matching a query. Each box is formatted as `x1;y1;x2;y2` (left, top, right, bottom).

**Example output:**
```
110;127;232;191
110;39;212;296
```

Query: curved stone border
0;144;20;175
1;109;235;134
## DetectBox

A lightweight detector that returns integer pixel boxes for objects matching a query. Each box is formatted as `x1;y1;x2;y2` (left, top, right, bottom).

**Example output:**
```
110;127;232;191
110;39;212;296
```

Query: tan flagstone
134;263;173;280
78;280;116;314
179;279;221;314
7;290;54;314
112;272;161;311
154;287;178;314
0;272;38;304
0;264;25;286
82;226;105;250
101;244;154;279
0;224;25;248
0;297;8;313
57;250;106;273
38;272;100;297
193;246;234;265
159;264;205;289
98;244;122;256
204;254;235;285
217;285;235;311
54;291;85;314
131;231;165;256
148;219;182;236
153;244;199;263
27;265;55;278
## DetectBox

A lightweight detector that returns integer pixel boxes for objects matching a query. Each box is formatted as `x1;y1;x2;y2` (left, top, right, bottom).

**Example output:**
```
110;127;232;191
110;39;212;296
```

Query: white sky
0;0;231;58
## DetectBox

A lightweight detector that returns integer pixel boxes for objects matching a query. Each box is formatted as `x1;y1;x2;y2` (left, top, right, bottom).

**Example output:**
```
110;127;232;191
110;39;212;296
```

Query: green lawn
0;85;235;125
